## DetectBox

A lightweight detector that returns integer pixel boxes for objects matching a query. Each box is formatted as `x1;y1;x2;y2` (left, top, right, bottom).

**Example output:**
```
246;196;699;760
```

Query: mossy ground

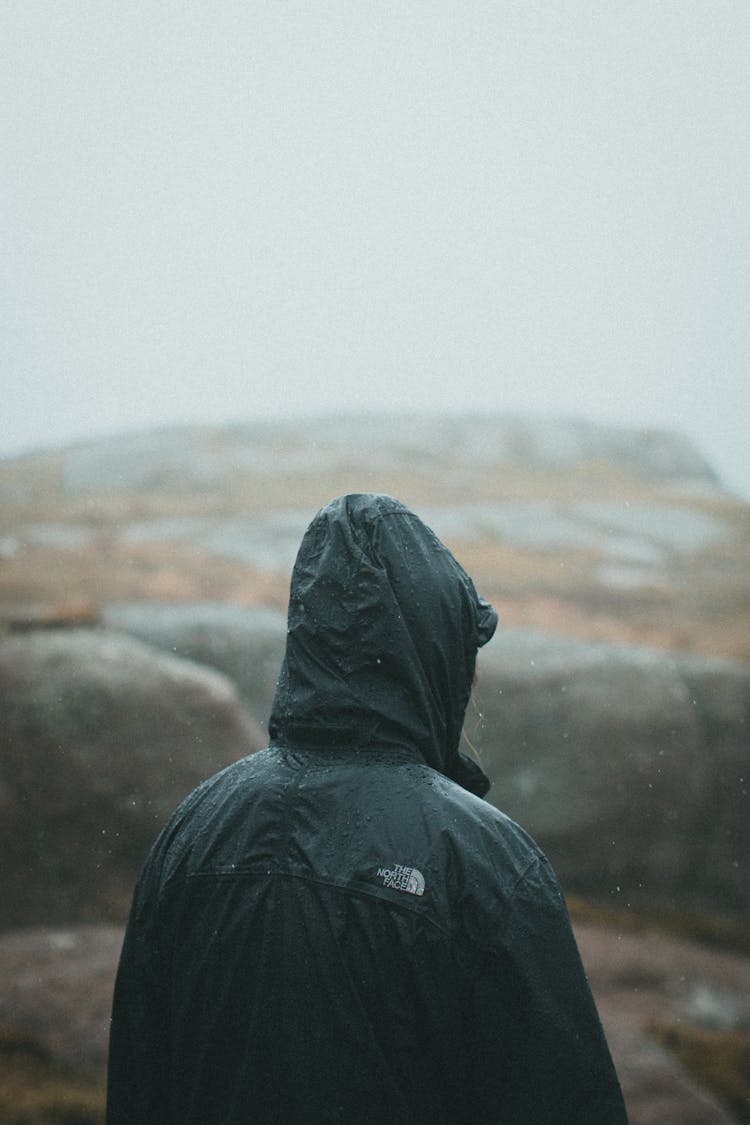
567;894;750;958
0;1029;104;1125
569;898;750;1122
649;1021;750;1123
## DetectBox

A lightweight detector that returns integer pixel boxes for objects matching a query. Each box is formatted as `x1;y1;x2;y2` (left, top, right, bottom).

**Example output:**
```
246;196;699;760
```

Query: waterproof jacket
107;494;627;1124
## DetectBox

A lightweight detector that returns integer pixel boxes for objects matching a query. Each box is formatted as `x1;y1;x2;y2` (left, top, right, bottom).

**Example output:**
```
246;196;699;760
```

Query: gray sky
3;2;749;496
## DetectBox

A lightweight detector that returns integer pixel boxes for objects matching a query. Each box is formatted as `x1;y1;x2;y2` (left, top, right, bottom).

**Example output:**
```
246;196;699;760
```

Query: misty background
3;2;749;496
3;8;750;1119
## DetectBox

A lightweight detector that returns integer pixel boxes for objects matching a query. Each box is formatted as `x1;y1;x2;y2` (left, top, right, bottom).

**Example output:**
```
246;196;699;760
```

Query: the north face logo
376;864;425;896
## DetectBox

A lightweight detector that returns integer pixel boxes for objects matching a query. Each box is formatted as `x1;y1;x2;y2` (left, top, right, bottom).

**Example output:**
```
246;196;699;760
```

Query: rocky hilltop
0;412;721;494
29;412;721;494
1;412;748;660
1;413;749;1123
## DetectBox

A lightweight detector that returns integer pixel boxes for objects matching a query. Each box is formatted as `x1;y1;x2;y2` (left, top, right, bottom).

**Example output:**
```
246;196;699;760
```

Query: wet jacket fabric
107;494;627;1124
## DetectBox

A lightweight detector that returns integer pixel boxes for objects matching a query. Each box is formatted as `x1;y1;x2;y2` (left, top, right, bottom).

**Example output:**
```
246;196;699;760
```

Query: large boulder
95;611;750;924
473;630;750;920
101;601;287;730
0;629;265;929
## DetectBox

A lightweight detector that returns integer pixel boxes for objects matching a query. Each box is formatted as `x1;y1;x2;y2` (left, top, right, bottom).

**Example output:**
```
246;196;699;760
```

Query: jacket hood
268;494;498;795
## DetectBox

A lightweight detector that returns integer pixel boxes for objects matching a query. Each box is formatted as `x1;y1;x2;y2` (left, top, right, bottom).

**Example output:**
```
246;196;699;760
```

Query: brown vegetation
649;1022;750;1123
0;1028;104;1125
2;448;748;662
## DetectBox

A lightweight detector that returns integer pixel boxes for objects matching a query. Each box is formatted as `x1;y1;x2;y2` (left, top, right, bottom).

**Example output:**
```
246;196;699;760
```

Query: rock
472;629;750;920
0;629;265;930
95;496;735;602
421;498;732;590
101;601;287;730
120;511;312;571
61;426;227;494
0;925;121;1079
54;415;722;495
101;611;750;924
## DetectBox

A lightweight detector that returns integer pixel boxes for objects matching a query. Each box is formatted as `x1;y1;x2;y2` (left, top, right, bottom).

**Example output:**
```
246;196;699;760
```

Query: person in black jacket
107;493;628;1124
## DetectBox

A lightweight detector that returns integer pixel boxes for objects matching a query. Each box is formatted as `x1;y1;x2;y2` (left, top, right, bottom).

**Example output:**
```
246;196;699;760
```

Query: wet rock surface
0;629;265;929
0;921;747;1123
101;601;286;730
473;629;750;920
0;926;122;1081
104;496;735;586
97;605;750;923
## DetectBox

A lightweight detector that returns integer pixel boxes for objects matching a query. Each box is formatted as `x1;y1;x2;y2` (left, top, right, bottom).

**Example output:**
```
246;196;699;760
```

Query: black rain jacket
107;494;627;1124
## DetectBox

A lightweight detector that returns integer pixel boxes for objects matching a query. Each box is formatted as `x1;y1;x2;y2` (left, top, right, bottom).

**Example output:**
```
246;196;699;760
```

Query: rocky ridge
1;414;749;1122
2;414;747;663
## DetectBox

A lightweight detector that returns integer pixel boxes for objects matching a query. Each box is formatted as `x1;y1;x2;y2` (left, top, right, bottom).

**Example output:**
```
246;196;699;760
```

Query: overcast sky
3;2;749;496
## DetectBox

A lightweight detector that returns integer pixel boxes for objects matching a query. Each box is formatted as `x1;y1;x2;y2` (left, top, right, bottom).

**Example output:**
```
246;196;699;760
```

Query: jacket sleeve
466;854;628;1124
106;856;171;1125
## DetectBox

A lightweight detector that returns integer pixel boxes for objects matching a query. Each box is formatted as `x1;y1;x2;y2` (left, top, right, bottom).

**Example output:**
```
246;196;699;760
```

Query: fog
4;2;749;497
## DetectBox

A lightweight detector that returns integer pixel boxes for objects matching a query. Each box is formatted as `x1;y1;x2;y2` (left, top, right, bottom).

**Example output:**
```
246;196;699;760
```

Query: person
106;493;628;1124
